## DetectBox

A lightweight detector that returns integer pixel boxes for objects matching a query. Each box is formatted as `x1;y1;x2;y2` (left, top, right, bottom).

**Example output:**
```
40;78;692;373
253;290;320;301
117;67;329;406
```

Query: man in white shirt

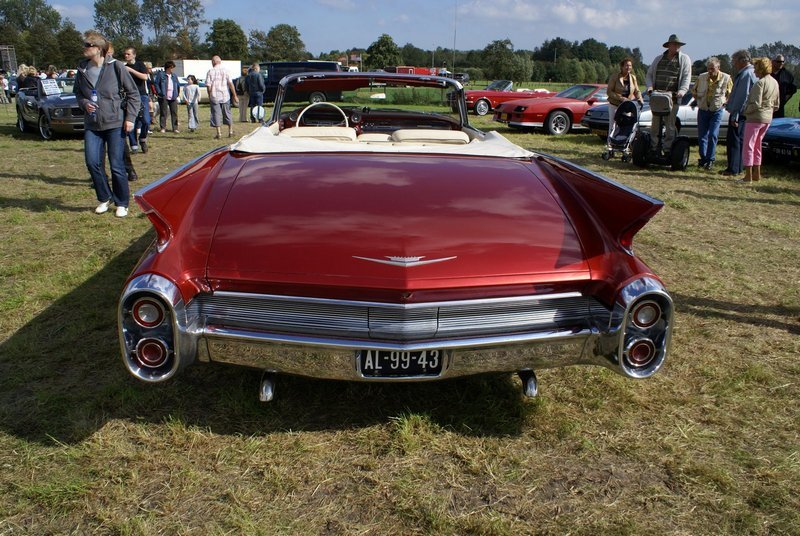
206;55;239;139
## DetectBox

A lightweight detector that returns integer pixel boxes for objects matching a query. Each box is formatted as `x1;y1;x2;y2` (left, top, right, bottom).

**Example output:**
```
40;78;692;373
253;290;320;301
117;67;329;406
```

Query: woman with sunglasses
74;31;140;217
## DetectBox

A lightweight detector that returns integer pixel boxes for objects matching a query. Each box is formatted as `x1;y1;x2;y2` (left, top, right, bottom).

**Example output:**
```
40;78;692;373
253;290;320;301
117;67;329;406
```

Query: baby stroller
602;100;640;162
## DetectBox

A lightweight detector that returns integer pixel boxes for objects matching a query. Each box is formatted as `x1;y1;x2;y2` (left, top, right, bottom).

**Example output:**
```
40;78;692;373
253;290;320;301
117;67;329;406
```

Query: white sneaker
95;201;110;214
115;206;128;218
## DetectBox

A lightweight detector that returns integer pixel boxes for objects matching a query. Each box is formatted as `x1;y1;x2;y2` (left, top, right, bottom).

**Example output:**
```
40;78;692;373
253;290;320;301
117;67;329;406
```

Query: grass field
0;99;798;535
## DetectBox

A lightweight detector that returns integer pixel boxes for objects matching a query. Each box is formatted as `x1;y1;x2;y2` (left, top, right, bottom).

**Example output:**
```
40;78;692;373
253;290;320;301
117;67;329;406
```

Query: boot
752;165;761;182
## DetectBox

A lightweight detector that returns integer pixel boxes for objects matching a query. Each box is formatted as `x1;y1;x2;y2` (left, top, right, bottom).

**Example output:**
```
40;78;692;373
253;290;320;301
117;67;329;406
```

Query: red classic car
493;84;608;135
119;72;672;401
452;79;557;116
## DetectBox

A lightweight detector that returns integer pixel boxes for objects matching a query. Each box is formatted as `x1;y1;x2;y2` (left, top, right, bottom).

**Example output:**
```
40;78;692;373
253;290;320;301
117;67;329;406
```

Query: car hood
206;154;590;290
765;117;800;141
43;94;78;106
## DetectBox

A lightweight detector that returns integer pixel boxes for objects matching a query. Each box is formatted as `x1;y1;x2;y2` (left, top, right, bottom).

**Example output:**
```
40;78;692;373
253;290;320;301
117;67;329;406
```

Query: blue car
762;117;800;163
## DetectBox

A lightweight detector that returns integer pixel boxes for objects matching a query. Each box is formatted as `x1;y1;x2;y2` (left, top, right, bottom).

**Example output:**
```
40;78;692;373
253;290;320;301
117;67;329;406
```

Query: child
183;75;200;132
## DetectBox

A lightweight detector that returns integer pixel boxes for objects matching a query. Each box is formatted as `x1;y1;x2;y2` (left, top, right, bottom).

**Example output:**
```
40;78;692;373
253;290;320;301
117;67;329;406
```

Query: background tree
206;18;247;59
576;38;609;64
533;37;576;63
55;20;83;67
0;0;61;32
508;51;533;82
749;41;800;66
481;39;516;79
263;24;307;61
140;0;170;42
93;0;142;45
169;0;205;56
248;29;269;62
400;43;427;67
365;34;400;70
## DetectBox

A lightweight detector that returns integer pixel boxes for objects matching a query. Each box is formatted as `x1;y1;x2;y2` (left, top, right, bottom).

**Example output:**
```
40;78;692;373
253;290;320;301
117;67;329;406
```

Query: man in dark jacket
245;63;266;122
155;60;180;132
771;54;796;118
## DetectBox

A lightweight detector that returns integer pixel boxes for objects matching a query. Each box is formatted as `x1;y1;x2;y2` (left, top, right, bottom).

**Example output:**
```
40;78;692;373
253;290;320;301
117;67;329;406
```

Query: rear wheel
632;131;650;167
474;99;490;116
671;137;690;171
545;110;571;135
38;114;54;140
308;91;325;104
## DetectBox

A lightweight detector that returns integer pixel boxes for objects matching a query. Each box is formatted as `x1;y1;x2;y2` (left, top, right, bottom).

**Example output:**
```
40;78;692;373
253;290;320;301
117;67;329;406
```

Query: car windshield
273;73;465;127
486;80;511;91
556;85;598;100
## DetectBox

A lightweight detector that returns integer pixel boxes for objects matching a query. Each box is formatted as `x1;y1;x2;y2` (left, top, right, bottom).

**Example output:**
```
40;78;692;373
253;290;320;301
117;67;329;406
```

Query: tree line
1;0;797;84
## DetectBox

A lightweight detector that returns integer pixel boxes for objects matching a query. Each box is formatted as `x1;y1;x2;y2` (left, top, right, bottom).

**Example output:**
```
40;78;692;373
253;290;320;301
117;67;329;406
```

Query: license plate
358;349;444;378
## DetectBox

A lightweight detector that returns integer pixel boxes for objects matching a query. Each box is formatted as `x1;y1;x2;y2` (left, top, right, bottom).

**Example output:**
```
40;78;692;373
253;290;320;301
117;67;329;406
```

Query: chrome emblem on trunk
353;255;457;267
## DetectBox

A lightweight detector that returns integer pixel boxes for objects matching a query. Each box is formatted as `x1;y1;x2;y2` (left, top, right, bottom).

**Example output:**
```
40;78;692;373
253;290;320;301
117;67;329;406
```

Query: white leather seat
391;129;470;145
357;133;394;143
279;126;357;142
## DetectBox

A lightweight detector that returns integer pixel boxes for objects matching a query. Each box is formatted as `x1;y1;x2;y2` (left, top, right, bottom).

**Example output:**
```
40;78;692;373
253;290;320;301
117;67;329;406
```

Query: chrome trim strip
203;325;591;352
209;290;584;310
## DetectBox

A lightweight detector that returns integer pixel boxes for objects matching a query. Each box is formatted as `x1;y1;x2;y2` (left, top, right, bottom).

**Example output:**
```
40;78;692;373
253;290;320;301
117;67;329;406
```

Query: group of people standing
607;34;795;184
70;31;251;218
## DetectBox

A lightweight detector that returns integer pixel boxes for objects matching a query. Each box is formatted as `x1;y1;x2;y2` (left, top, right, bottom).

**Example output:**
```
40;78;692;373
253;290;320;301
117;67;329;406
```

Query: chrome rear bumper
120;276;672;383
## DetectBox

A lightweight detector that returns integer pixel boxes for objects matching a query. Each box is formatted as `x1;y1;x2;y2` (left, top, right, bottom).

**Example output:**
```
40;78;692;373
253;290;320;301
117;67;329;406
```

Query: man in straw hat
645;34;691;152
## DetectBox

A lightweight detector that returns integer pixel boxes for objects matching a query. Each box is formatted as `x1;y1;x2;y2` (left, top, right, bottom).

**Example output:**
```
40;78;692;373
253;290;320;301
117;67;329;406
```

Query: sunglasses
83;42;96;48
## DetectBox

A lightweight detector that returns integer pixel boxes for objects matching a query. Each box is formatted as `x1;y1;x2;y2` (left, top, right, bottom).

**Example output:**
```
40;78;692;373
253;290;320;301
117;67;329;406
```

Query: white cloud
551;3;578;23
579;7;625;30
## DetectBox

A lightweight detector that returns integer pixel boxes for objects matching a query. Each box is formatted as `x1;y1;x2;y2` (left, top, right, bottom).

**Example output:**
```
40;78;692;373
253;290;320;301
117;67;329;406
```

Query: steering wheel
295;101;349;128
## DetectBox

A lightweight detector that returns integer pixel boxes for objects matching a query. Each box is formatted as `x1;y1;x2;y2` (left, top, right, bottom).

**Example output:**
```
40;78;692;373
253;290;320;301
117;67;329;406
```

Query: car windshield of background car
557;85;596;100
487;80;511;91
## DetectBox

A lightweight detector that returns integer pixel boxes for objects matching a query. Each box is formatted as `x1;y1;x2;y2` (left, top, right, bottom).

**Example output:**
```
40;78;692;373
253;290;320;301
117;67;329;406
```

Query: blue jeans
127;94;150;147
725;119;747;174
697;108;723;164
85;127;129;208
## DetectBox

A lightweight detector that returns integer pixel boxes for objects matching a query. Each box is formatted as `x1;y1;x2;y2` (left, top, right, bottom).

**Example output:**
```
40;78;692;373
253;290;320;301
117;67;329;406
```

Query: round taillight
625;338;656;368
135;338;170;368
132;297;165;328
631;300;661;328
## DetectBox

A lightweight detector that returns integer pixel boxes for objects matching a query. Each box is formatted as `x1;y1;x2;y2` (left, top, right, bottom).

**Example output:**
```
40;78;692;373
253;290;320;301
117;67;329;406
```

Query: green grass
0;100;799;535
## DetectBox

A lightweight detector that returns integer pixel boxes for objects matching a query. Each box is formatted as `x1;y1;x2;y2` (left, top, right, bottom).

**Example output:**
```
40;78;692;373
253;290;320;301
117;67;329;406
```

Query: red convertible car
493;83;608;135
119;72;672;401
453;79;556;116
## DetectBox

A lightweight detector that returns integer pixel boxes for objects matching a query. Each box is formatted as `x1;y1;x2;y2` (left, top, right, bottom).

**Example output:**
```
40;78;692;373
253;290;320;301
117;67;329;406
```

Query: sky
52;0;799;65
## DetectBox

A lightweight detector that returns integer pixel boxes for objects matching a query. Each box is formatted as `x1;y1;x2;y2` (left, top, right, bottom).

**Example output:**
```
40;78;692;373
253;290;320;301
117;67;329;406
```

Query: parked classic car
761;117;800;163
119;72;673;401
16;77;83;140
581;89;730;141
453;79;556;116
493;84;608;135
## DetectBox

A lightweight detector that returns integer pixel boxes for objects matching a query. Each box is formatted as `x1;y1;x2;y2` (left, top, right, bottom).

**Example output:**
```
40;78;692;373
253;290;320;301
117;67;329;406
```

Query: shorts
210;101;232;127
